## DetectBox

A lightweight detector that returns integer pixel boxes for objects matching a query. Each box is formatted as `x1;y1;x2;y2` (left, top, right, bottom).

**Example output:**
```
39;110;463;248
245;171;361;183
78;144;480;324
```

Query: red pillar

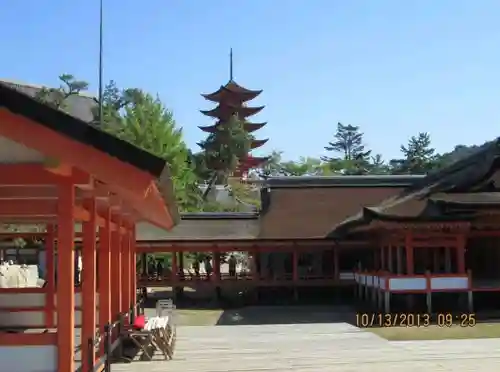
213;252;221;281
387;244;393;272
56;180;75;372
131;227;137;310
122;227;131;319
98;209;111;352
81;197;97;372
380;245;385;270
171;249;178;283
292;250;298;281
111;217;122;318
457;234;466;274
433;248;440;272
45;224;55;328
333;248;339;279
405;232;414;275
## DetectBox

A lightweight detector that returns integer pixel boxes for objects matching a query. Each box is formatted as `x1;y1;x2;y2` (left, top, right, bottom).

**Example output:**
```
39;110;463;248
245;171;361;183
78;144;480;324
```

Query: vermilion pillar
213;253;221;281
131;227;137;311
457;234;466;274
56;180;75;372
122;227;131;319
333;248;339;280
81;197;97;372
405;232;414;275
380;245;385;270
387;244;393;272
292;250;298;281
45;224;55;328
98;209;111;352
171;250;178;283
111;217;122;318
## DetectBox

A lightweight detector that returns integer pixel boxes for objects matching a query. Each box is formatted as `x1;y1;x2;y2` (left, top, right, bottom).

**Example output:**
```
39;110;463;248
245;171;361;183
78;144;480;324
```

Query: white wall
0;345;56;372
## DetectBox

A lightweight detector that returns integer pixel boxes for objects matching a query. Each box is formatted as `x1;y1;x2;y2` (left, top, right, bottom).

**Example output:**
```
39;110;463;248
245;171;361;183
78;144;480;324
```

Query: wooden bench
120;299;176;361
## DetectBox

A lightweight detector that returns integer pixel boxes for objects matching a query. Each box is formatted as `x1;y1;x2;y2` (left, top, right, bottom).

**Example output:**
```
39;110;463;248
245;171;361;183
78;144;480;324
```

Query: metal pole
98;0;104;125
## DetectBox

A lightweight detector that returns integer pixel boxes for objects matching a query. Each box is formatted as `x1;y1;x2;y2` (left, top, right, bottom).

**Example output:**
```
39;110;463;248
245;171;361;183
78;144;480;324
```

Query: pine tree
322;123;372;175
390;132;438;174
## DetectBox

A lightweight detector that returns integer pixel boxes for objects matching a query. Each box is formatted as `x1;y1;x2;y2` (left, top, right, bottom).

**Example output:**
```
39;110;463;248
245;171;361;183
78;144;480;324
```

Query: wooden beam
56;180;75;372
0;109;155;195
0;164;89;186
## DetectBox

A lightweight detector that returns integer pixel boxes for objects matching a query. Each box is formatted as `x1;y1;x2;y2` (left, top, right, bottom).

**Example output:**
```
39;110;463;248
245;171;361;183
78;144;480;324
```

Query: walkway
111;322;500;371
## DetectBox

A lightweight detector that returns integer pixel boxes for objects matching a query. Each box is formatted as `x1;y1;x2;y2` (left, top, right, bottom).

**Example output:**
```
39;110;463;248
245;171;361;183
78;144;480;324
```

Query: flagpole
98;0;104;124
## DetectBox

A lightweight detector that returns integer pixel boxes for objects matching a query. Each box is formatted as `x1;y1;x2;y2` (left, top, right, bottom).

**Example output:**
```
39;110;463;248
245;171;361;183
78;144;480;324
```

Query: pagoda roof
240;156;269;167
250;139;269;149
198;122;267;133
200;104;264;120
201;80;262;103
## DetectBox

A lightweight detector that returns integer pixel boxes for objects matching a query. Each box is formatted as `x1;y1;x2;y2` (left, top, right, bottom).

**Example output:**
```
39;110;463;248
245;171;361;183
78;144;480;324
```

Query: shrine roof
181;212;259;220
265;175;423;189
327;139;500;237
0;80;179;228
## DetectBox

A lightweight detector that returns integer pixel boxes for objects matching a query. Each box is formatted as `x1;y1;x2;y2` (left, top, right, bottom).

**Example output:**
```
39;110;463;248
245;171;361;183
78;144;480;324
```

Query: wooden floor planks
111;321;500;371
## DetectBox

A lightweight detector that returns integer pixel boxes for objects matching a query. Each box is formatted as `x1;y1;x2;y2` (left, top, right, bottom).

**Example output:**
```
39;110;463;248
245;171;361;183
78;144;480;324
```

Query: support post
444;247;452;273
387;244;393;273
171;249;178;302
122;226;131;323
405;232;414;275
380;245;385;270
56;180;75;372
456;234;466;274
81;197;97;372
396;246;403;274
141;253;147;277
131;227;137;310
433;248;440;273
333;248;339;280
111;216;122;318
45;224;55;328
213;252;221;282
292;250;299;282
98;209;112;353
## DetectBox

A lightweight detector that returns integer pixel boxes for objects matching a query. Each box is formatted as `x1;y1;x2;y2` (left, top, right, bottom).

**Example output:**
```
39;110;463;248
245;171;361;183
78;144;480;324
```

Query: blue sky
2;0;500;161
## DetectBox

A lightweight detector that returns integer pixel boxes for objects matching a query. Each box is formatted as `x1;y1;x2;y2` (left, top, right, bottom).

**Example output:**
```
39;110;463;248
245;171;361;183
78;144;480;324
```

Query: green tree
322;123;372;175
100;88;202;211
37;75;202;211
368;154;390;174
390;132;438;174
198;115;252;200
35;74;89;110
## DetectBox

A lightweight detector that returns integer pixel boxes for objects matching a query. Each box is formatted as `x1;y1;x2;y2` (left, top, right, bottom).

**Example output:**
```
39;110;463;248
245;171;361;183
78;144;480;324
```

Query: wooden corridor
111;320;500;371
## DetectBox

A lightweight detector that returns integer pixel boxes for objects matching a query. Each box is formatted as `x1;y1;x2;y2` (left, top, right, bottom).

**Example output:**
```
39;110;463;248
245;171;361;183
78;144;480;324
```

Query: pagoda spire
229;48;234;81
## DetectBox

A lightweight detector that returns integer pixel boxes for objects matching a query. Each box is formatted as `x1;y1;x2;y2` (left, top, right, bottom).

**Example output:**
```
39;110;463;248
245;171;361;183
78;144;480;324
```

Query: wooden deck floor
111;322;500;371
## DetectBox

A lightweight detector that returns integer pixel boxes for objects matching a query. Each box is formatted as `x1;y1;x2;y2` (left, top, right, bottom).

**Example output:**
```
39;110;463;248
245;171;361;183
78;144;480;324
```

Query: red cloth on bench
133;315;146;330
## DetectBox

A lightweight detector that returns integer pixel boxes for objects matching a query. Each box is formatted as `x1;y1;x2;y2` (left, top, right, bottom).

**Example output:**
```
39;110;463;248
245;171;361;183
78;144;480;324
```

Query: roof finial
229;47;233;81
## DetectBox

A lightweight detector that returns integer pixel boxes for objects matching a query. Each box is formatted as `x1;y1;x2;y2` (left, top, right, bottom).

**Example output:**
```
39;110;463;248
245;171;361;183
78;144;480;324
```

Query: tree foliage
390;132;437;174
322;123;372;175
36;75;202;212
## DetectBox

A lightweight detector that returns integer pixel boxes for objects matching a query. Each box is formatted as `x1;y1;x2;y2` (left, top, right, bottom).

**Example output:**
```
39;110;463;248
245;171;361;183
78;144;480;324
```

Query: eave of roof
181;212;259;220
327;138;500;237
0;81;180;227
266;175;425;189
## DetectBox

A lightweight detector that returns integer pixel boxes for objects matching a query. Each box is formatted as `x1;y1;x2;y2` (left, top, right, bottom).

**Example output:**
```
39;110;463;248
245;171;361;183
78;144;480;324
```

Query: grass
175;309;224;326
368;323;500;340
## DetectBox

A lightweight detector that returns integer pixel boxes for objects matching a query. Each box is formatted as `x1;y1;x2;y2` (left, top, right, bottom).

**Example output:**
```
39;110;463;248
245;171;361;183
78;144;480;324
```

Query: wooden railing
85;298;145;372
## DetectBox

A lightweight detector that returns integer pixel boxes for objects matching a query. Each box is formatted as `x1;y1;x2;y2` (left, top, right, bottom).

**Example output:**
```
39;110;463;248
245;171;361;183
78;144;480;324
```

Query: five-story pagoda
199;49;268;177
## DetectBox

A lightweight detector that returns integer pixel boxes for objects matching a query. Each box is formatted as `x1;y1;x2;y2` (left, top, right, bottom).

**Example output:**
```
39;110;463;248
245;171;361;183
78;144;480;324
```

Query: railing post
117;313;124;358
87;337;94;372
130;305;135;324
104;324;111;372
